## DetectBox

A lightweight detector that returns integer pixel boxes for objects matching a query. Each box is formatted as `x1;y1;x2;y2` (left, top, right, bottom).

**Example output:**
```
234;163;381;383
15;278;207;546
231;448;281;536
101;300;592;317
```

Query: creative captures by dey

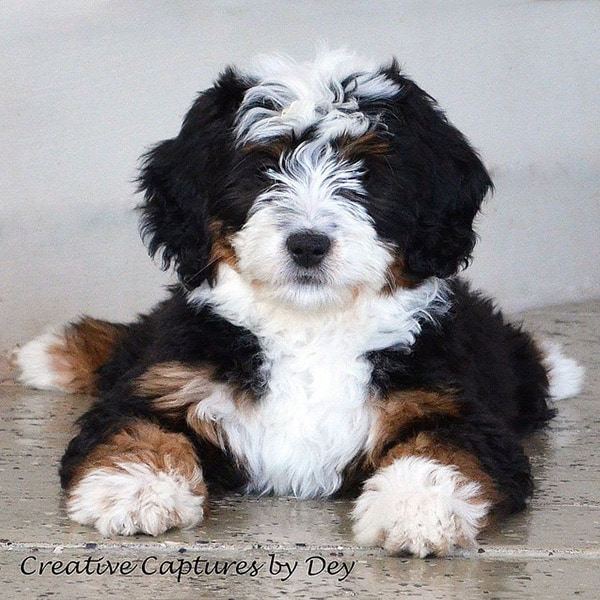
17;50;584;559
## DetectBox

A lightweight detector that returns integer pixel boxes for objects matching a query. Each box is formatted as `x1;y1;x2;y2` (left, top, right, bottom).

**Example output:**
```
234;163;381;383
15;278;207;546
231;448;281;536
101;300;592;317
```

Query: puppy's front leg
351;387;536;557
352;432;497;557
64;420;207;536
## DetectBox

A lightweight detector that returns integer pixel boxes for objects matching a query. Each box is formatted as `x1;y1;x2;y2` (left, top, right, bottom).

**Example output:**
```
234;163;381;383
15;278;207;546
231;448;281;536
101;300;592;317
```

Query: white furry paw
15;331;67;391
352;457;489;557
66;462;207;537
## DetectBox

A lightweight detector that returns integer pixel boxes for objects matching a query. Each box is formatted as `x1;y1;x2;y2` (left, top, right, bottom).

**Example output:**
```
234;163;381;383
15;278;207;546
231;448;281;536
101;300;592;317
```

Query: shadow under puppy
17;50;584;557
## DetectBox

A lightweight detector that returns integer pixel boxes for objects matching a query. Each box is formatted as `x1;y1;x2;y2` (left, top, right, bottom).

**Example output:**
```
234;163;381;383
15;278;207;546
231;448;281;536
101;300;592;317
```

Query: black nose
286;231;332;267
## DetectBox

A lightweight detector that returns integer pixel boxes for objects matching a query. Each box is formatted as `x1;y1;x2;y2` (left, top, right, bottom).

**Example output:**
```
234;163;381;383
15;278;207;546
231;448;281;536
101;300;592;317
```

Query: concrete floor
1;301;598;599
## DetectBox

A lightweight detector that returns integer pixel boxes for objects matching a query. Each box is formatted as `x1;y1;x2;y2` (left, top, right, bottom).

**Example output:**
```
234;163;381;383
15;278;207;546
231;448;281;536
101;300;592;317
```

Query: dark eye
258;97;281;112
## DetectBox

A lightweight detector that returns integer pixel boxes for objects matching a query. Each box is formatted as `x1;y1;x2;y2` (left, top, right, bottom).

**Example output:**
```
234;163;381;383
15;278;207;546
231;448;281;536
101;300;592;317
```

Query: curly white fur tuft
541;341;585;400
352;456;489;557
66;462;206;537
14;330;67;391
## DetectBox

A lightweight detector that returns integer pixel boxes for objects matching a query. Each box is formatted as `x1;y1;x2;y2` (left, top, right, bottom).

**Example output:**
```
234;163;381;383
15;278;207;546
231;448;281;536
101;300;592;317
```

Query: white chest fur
226;319;375;497
189;266;449;498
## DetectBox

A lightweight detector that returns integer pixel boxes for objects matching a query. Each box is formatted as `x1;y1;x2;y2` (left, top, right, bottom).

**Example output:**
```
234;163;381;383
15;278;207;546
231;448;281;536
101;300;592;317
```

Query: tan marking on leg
135;362;216;397
365;390;501;526
47;318;127;394
135;361;219;421
135;361;252;449
367;389;462;466
66;420;208;535
380;431;501;524
69;420;207;502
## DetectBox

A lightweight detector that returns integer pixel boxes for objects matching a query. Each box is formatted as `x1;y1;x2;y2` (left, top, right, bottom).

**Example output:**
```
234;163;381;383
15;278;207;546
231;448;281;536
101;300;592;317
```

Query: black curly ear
371;65;493;280
402;110;494;279
138;69;248;289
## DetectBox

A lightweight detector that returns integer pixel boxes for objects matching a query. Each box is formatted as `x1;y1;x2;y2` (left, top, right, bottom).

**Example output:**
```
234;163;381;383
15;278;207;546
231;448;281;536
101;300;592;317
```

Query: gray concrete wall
2;0;599;349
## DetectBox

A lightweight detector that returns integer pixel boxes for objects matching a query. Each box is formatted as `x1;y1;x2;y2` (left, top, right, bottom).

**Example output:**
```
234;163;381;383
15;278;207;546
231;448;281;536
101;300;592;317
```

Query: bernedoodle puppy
17;50;583;557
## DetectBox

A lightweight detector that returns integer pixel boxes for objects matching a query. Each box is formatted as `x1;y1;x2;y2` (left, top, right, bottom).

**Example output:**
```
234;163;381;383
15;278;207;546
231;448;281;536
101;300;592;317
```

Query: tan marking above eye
337;132;390;161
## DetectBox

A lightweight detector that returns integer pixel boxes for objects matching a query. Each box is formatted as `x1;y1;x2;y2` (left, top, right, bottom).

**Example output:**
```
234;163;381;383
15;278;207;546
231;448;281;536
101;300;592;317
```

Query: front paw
352;456;489;557
66;461;207;536
64;422;208;536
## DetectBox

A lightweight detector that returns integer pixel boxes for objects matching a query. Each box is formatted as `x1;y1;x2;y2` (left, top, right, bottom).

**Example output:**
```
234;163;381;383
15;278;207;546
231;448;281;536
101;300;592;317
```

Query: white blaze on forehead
235;50;401;144
252;142;367;220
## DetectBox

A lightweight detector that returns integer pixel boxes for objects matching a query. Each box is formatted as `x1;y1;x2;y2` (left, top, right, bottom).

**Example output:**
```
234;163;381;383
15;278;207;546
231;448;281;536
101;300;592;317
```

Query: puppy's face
230;146;393;309
139;52;492;308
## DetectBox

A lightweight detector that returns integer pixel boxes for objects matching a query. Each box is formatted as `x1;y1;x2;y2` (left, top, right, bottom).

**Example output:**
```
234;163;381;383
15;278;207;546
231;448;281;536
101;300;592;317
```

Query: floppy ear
402;104;493;279
377;68;493;280
138;69;247;289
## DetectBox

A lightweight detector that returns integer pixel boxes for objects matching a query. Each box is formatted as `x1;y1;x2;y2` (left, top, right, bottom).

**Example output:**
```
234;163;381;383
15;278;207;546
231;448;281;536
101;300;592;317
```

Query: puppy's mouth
293;271;327;286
